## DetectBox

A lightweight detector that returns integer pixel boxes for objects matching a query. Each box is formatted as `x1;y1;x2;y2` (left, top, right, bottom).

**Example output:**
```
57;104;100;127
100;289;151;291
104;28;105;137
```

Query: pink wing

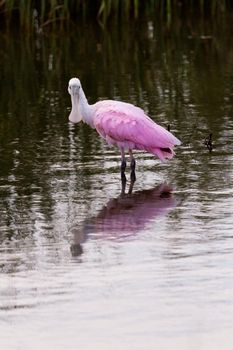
93;100;181;160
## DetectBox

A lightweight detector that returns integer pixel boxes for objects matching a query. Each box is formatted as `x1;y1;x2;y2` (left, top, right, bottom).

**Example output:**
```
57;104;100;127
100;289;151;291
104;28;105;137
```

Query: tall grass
0;0;232;32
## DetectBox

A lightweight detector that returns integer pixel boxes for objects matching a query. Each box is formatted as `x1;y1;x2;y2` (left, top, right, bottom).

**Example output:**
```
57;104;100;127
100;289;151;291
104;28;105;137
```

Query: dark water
1;17;233;349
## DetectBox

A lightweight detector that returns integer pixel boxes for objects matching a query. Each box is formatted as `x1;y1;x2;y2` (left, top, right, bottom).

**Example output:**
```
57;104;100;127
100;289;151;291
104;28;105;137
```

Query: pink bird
68;77;181;181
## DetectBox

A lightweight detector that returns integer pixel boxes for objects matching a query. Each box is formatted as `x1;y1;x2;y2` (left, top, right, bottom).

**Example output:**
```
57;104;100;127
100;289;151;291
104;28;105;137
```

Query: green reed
0;0;232;32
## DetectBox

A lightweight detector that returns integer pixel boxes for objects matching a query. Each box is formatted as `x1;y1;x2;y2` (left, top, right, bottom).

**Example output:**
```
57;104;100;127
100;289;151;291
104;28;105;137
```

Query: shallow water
1;18;233;349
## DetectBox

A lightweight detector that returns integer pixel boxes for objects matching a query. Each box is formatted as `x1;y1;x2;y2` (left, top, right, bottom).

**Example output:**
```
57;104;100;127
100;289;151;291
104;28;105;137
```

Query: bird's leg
120;149;127;184
129;150;136;183
128;177;135;194
121;176;126;196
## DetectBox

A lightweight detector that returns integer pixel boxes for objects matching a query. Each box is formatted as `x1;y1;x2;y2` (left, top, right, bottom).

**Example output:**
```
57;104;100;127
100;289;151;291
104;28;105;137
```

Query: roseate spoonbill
68;77;181;181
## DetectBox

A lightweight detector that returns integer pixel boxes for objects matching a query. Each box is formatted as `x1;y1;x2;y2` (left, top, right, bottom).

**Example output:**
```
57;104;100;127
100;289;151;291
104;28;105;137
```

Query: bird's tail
151;147;175;161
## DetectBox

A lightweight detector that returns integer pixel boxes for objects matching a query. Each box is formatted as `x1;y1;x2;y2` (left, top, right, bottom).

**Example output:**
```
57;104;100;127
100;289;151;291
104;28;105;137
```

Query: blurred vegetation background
0;0;233;32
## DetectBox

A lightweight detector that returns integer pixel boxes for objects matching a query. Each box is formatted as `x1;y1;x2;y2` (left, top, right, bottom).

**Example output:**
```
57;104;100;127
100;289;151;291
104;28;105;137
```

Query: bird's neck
79;88;94;128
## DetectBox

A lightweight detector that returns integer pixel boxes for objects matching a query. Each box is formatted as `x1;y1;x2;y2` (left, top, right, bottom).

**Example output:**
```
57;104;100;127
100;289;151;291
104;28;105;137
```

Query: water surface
0;18;233;349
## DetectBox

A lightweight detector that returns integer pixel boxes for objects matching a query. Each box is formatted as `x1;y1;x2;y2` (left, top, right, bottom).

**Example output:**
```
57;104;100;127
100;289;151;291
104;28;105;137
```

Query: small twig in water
167;124;170;132
204;133;213;152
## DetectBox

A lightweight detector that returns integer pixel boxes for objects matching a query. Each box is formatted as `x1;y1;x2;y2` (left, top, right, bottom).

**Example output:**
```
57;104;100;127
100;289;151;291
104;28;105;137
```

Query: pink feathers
93;100;181;161
68;77;181;179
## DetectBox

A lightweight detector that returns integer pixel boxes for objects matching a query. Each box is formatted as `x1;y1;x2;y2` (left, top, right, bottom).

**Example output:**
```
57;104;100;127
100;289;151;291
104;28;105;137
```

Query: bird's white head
68;77;83;123
68;77;81;96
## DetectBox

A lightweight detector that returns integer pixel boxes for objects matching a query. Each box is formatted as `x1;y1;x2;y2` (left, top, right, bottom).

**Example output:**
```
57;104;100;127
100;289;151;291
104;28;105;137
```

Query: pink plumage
68;78;181;179
93;100;180;161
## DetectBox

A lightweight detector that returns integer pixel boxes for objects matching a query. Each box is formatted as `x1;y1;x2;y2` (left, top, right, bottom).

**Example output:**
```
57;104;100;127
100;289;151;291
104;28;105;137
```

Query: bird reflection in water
70;180;177;257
